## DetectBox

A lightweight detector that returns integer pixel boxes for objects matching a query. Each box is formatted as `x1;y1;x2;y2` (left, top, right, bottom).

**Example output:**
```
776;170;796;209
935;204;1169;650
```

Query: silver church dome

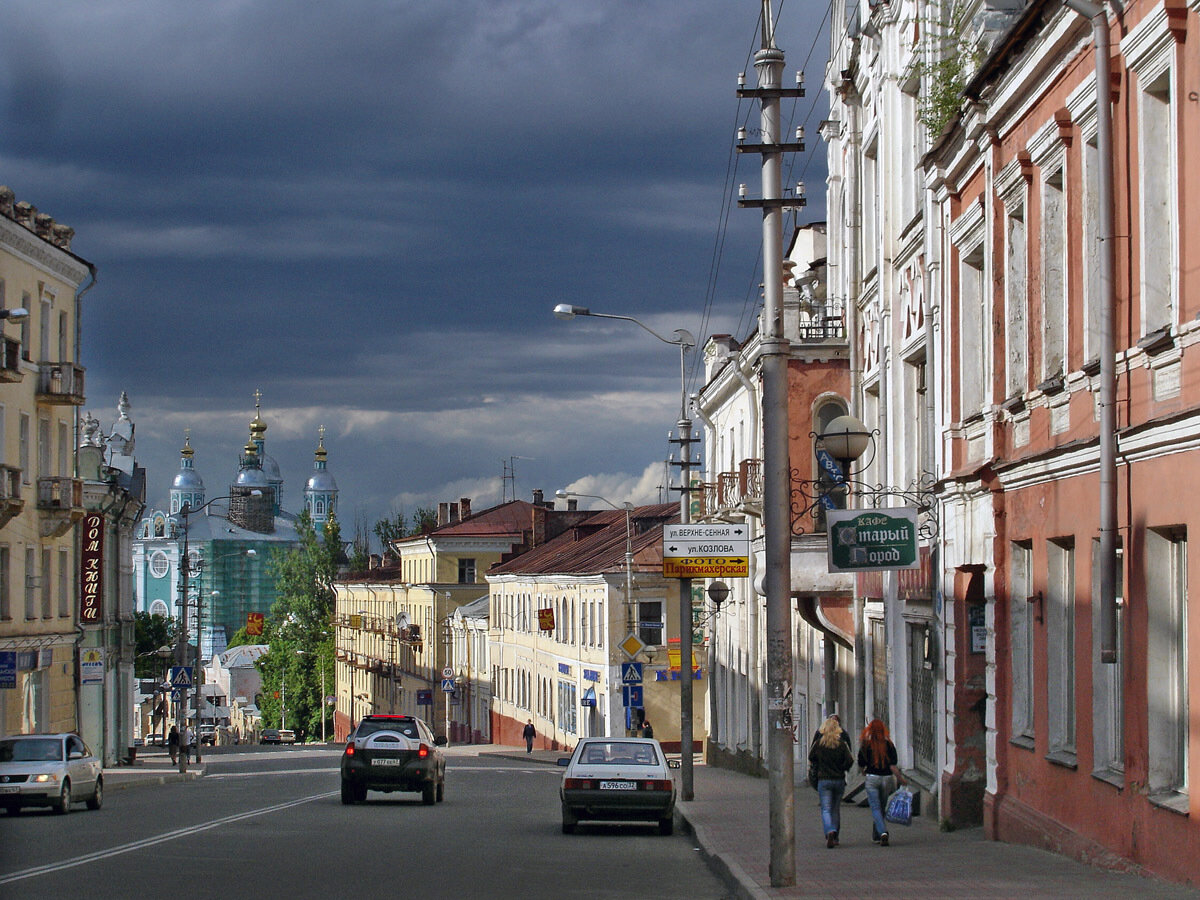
306;469;338;492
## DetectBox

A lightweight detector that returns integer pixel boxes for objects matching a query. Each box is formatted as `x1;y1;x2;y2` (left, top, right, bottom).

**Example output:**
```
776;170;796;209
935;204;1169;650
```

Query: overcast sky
1;1;830;546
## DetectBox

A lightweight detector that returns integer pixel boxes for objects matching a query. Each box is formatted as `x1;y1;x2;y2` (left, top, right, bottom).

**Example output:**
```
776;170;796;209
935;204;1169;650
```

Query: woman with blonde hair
858;718;907;846
808;716;854;848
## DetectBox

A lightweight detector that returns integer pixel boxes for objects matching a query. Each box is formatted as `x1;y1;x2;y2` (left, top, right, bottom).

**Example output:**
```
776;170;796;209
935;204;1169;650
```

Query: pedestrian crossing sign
169;666;193;688
621;662;643;684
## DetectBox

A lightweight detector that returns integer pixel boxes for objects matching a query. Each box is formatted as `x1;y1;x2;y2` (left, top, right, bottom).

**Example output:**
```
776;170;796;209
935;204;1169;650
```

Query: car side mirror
69;751;84;760
434;736;447;746
556;757;570;767
667;759;681;769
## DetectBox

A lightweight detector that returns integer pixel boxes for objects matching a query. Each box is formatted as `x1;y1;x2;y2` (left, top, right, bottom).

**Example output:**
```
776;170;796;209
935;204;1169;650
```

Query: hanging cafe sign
826;507;919;572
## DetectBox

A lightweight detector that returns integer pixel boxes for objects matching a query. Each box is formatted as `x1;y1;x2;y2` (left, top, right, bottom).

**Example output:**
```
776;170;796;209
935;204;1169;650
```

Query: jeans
865;773;892;838
817;779;846;836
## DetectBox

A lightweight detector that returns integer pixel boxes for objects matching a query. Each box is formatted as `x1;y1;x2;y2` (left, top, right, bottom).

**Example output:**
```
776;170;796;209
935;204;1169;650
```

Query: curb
677;807;769;900
102;767;205;791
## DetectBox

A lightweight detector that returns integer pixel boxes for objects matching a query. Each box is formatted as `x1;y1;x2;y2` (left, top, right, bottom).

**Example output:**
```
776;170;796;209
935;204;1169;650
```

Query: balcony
698;458;764;521
36;362;86;405
0;337;22;383
37;476;84;537
0;465;23;528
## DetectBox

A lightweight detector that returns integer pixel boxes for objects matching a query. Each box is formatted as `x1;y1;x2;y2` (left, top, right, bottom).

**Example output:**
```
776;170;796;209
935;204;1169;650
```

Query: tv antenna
502;456;536;502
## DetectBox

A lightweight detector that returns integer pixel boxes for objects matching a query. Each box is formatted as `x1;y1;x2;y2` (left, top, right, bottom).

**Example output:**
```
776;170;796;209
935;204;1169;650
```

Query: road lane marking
0;790;337;885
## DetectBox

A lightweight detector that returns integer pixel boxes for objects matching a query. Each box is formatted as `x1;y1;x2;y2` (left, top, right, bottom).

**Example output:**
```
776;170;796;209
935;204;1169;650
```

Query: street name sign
662;523;750;578
826;507;919;572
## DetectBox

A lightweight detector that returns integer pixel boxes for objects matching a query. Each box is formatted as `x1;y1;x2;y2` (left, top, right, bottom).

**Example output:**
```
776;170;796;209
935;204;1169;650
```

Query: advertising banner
79;512;105;622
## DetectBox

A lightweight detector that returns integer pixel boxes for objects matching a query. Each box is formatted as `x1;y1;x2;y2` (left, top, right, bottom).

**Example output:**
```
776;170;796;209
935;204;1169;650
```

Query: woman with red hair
857;719;907;846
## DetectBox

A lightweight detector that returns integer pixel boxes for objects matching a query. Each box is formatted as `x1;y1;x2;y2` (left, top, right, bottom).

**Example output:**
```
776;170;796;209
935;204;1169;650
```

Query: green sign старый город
826;507;920;572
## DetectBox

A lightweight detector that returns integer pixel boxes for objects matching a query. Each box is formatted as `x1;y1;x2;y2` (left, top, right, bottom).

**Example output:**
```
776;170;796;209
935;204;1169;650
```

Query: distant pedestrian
809;716;853;848
641;720;654;740
167;725;180;765
184;725;195;764
858;719;907;847
523;719;536;753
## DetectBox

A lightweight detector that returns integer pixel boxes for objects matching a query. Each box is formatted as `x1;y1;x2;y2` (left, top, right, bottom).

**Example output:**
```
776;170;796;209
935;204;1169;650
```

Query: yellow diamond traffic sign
620;632;646;658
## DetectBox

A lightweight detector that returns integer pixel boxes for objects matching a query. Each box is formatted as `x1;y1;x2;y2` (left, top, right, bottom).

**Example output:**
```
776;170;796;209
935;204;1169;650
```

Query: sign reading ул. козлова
826;507;919;572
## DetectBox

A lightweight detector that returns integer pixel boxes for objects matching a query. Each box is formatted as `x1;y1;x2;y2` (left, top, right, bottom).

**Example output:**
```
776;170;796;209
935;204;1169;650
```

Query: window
638;600;663;647
862;142;878;273
1092;540;1124;782
1041;171;1066;382
1010;542;1035;745
57;549;68;618
150;551;170;578
557;680;577;735
57;421;69;476
1082;137;1103;364
19;414;29;484
1046;539;1076;761
902;355;926;486
959;246;987;416
1139;71;1175;336
1146;527;1187;805
41;549;51;619
0;547;9;620
457;558;476;584
1005;202;1028;397
38;417;50;478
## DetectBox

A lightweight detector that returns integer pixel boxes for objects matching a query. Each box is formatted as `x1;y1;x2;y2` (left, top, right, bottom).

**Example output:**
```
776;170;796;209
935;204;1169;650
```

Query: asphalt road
0;745;733;900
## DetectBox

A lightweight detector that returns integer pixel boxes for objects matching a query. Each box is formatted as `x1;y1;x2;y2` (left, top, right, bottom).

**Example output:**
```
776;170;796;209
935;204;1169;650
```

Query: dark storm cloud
0;0;829;536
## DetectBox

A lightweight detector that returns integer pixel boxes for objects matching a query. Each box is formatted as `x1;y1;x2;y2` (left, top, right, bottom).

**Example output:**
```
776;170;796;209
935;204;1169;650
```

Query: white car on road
0;733;103;815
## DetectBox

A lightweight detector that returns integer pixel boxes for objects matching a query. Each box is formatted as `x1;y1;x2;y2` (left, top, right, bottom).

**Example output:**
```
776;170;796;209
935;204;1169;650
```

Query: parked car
0;733;104;815
558;737;679;835
198;725;217;746
278;729;297;744
340;714;446;805
260;729;281;745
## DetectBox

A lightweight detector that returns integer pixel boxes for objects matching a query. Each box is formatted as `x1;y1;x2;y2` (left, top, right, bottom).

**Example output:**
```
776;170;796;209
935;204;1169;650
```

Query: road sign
815;447;845;484
169;666;193;688
441;678;456;693
0;651;16;689
442;667;454;679
663;523;750;578
171;689;184;701
619;632;646;659
417;689;433;706
622;685;644;709
621;662;643;684
826;507;919;572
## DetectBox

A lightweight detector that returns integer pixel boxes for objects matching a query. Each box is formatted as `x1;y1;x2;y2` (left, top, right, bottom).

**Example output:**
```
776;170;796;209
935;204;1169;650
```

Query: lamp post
296;648;329;743
557;489;636;736
0;307;29;322
553;303;698;799
174;490;262;773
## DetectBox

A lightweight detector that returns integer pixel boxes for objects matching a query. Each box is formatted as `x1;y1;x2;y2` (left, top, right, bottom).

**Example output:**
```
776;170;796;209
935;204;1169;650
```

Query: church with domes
132;397;339;659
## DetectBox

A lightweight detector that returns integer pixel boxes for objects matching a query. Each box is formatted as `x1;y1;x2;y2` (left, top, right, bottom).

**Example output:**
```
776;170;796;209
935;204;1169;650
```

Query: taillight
564;778;591;789
418;744;429;759
344;744;355;756
643;780;673;791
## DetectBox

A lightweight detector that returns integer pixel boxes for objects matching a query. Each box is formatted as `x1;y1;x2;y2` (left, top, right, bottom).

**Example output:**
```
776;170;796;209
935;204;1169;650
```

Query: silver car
0;733;103;814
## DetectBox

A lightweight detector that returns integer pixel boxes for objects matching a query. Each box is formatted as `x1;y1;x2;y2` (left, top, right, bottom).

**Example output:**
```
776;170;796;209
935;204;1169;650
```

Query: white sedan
558;737;679;835
0;733;103;815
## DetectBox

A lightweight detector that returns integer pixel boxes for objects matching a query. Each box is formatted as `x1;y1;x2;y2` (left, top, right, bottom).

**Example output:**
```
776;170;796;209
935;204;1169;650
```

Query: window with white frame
1005;198;1028;398
24;547;35;619
1139;71;1175;336
1082;136;1103;363
959;244;986;416
557;680;577;735
1145;527;1187;805
1010;541;1035;745
57;548;68;618
40;549;51;619
638;600;663;647
19;414;29;483
1046;538;1076;761
1041;171;1066;382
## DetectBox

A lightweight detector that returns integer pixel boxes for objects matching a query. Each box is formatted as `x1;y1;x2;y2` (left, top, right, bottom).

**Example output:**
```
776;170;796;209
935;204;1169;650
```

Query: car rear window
577;742;660;766
0;738;62;762
358;719;418;739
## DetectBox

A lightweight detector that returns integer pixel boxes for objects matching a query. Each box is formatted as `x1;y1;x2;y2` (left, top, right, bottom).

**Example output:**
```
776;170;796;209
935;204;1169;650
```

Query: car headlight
31;773;59;783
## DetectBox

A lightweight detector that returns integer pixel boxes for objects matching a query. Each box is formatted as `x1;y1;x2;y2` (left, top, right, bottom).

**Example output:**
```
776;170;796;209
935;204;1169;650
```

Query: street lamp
556;489;637;735
553;303;699;799
0;307;29;322
174;490;262;774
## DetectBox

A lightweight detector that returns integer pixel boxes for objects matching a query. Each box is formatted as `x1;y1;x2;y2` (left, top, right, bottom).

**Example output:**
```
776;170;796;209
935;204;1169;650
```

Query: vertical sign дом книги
79;512;104;621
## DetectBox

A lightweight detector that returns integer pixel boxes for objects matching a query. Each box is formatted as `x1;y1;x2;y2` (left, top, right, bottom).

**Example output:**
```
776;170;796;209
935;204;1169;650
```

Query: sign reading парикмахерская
825;507;920;572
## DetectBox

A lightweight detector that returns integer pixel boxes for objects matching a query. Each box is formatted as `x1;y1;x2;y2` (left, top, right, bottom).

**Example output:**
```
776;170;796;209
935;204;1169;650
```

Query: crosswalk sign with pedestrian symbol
169;666;193;688
621;662;643;684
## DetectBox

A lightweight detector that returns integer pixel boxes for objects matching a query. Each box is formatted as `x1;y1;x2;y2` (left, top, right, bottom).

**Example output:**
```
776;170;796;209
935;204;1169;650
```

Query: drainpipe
1063;0;1118;662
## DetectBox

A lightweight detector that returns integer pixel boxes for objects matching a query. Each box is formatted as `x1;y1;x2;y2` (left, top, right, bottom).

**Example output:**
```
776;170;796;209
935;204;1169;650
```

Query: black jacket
809;735;854;781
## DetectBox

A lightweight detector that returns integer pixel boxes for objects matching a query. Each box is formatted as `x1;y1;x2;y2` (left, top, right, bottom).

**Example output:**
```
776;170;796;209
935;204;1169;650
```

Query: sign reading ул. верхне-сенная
826;507;919;572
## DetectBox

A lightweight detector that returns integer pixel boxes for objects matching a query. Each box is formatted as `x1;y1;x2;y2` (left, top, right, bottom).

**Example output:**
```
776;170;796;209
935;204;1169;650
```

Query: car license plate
599;780;635;791
371;758;401;766
0;785;19;794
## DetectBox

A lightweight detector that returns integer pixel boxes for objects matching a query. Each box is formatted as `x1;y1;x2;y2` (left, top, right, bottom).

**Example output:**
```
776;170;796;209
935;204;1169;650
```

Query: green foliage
410;506;438;535
373;511;408;559
348;512;371;573
134;611;179;678
256;511;340;737
914;0;984;136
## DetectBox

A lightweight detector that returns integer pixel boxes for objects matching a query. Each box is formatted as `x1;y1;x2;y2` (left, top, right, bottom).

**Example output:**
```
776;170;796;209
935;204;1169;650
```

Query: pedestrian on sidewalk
523;719;536;753
858;719;907;847
184;725;195;764
641;720;654;739
167;725;180;765
809;716;854;848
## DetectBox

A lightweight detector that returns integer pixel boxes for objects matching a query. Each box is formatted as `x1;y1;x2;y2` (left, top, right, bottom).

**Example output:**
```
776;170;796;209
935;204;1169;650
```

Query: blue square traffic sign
621;662;643;684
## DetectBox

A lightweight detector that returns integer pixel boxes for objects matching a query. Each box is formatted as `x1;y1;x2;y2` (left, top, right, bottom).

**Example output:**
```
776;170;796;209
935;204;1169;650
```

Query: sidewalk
101;744;204;789
484;749;1195;899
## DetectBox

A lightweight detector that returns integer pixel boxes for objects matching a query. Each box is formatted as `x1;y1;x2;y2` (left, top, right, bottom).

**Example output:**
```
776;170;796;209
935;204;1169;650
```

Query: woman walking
858;719;907;846
808;716;854;848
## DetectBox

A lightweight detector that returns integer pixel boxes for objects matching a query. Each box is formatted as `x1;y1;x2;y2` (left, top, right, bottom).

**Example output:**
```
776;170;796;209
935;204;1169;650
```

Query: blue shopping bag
885;787;913;826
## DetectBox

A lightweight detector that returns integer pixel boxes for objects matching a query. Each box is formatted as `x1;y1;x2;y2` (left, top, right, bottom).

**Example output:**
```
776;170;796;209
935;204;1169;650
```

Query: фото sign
826;508;919;572
662;524;750;579
79;512;105;623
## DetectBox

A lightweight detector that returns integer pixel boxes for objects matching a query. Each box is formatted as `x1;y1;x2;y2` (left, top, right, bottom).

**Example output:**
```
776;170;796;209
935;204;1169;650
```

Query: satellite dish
396;611;409;630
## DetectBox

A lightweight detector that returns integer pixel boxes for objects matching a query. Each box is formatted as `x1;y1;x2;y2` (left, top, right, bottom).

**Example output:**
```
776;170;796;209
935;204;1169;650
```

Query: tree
134;611;179;678
348;512;371;573
410;506;438;535
256;511;340;738
373;510;408;559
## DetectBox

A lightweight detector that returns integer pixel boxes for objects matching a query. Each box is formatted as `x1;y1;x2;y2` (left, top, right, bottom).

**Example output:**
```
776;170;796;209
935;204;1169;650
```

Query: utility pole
736;1;806;886
670;412;697;800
